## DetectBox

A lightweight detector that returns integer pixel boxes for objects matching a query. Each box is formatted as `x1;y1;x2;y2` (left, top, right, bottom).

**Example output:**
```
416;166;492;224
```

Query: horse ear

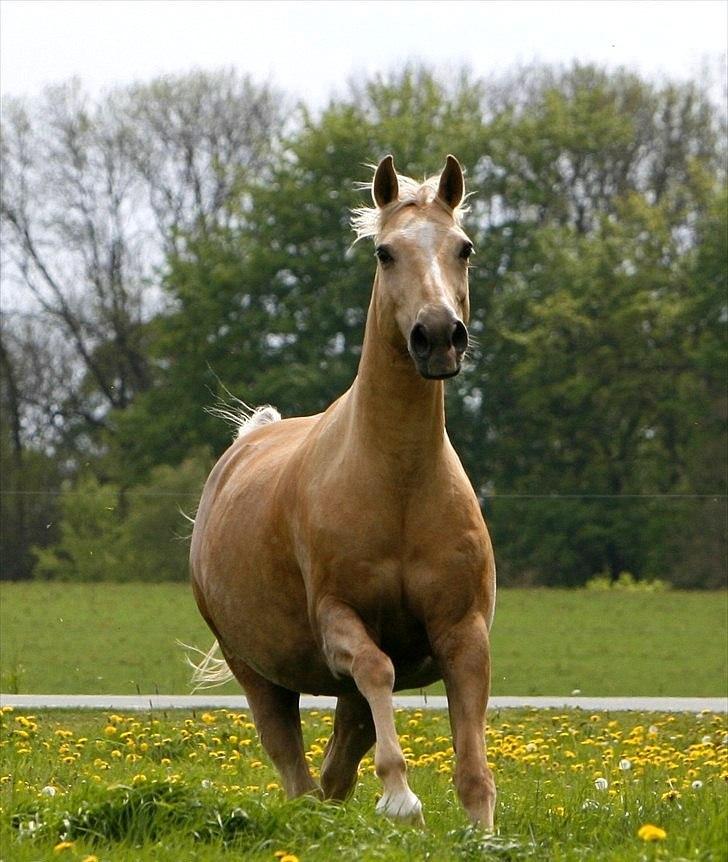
437;154;465;210
372;155;399;208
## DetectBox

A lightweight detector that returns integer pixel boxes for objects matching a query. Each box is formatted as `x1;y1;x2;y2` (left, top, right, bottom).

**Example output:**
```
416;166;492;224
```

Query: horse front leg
431;611;496;829
316;596;423;824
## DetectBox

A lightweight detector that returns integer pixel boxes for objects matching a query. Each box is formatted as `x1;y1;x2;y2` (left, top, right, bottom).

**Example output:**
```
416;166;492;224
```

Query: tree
0;314;63;579
9;63;725;587
0;71;286;459
31;450;211;582
115;67;491;476
120;68;287;253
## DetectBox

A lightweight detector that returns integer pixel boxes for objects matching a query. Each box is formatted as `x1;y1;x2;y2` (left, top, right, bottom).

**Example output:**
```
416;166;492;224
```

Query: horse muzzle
408;308;469;380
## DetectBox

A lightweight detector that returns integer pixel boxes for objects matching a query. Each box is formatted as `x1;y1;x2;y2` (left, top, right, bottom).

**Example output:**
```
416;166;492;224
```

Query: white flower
618;758;632;771
201;779;212;789
691;780;703;790
40;785;57;797
526;742;537;752
701;735;713;745
648;725;659;736
571;689;581;695
594;777;608;791
581;799;599;810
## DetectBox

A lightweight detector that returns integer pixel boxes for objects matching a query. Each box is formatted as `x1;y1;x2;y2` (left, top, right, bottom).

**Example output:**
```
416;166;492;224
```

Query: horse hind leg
223;652;319;798
320;691;375;801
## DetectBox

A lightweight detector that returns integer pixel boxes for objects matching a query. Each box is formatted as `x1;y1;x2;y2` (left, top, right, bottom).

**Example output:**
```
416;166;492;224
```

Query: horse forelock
351;170;468;243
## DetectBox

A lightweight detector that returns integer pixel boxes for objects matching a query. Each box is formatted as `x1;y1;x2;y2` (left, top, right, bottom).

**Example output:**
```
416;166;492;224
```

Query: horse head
363;154;473;380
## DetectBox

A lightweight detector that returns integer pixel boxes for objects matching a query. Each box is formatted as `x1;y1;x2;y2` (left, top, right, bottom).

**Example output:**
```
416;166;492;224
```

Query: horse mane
351;168;470;242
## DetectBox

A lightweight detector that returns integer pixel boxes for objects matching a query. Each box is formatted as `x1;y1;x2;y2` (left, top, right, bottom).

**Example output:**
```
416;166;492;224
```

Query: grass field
1;705;726;861
1;583;726;697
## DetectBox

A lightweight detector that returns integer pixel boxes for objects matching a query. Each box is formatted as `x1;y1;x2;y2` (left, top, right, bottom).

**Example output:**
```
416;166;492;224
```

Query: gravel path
1;694;725;713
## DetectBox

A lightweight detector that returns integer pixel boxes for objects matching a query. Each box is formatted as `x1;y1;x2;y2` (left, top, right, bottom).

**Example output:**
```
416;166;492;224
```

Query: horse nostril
452;320;468;353
410;322;430;358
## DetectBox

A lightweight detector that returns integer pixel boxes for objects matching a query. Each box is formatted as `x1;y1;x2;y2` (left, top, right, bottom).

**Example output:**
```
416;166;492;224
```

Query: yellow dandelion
201;712;217;724
637;824;667;842
53;840;75;854
82;856;100;862
661;789;681;801
104;725;117;737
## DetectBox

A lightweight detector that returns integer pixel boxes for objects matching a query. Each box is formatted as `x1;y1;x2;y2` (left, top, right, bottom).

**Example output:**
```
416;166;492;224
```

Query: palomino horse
189;155;497;827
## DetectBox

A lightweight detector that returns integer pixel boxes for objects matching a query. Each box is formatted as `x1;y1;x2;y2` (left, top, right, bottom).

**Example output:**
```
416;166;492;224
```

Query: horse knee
351;649;395;695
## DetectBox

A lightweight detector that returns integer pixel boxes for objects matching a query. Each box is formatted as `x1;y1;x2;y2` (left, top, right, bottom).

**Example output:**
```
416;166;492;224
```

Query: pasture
1;583;726;697
2;705;726;860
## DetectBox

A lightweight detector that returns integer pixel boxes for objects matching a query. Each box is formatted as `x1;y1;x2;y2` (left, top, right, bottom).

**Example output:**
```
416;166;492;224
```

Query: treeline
1;65;725;586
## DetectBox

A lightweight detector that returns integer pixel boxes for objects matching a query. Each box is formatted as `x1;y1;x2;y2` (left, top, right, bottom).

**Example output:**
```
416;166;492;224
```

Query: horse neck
347;282;446;460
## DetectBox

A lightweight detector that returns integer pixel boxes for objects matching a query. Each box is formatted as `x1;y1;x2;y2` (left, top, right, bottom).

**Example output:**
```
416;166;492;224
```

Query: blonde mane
351;169;469;242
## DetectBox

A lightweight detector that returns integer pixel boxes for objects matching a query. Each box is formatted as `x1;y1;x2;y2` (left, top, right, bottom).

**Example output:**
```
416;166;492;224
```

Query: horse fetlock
374;749;407;783
320;758;357;801
375;786;424;825
456;765;496;827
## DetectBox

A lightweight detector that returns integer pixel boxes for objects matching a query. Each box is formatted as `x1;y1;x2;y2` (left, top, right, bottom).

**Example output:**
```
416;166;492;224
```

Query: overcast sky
1;0;726;104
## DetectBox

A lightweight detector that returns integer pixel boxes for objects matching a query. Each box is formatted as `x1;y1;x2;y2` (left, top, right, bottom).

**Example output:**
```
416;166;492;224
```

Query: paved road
1;694;726;713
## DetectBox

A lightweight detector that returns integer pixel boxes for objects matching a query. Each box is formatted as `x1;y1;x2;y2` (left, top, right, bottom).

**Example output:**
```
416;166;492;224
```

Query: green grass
0;583;726;696
1;706;726;861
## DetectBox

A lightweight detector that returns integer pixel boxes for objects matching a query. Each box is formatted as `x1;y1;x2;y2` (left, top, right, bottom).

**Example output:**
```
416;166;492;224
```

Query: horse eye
375;245;394;264
459;241;474;260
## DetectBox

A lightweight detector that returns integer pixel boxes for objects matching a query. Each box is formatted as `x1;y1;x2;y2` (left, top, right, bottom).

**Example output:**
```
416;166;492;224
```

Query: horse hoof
375;788;424;825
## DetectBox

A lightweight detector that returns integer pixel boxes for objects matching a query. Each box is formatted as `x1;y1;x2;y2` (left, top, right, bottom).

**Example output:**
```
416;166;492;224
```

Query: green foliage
0;424;61;580
32;475;127;582
31;451;211;582
119;451;212;582
584;572;670;592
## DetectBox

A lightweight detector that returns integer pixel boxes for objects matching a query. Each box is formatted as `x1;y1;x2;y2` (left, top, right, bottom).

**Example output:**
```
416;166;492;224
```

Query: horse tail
206;392;281;440
236;404;281;438
178;640;234;691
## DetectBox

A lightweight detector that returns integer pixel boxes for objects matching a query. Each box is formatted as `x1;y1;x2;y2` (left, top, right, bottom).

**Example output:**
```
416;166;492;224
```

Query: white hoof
375;787;424;824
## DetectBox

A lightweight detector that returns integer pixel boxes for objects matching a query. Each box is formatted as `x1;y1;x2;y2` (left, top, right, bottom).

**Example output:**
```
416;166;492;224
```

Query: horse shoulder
403;449;495;629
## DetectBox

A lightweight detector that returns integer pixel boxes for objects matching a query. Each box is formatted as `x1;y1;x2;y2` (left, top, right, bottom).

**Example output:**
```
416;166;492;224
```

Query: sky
1;0;726;105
